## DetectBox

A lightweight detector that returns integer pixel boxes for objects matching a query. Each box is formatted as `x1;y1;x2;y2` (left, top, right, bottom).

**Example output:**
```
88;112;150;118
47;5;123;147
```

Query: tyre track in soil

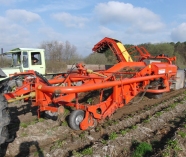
153;114;186;157
2;89;186;156
53;93;186;157
84;100;186;157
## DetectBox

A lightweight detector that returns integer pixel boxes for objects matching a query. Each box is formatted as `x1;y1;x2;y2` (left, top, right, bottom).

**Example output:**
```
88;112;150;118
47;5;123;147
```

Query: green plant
34;149;43;156
132;142;152;157
178;131;186;138
161;139;182;157
120;129;128;135
167;139;182;151
51;140;64;150
38;118;45;122
170;102;178;108
131;125;137;130
21;132;28;137
62;121;68;126
81;147;93;155
162;151;170;157
101;139;107;144
79;132;86;139
72;150;81;157
95;126;101;132
109;132;118;140
184;95;186;99
155;111;163;117
20;122;29;128
87;98;93;104
143;118;150;123
56;140;63;147
30;119;38;125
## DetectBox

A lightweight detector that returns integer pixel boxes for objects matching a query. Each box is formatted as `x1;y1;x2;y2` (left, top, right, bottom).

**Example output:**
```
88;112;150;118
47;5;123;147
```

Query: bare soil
1;88;186;157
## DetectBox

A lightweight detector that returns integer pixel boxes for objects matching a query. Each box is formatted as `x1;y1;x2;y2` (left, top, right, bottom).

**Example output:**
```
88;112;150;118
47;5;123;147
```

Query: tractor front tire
68;110;85;130
0;96;10;145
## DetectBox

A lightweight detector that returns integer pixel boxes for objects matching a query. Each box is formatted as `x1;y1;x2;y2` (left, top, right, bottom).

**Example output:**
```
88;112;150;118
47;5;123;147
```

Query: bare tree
39;40;82;72
39;40;63;61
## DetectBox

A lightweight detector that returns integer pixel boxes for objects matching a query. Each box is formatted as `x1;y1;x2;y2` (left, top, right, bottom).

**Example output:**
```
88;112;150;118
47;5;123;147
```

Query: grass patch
109;132;118;140
120;129;128;136
33;149;43;156
51;140;64;150
162;139;182;157
178;131;186;138
155;111;163;117
132;142;152;157
20;118;45;128
81;147;93;155
20;122;29;128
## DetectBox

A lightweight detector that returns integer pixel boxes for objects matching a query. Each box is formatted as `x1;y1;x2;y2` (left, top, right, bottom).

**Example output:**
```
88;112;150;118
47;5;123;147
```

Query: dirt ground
1;88;186;157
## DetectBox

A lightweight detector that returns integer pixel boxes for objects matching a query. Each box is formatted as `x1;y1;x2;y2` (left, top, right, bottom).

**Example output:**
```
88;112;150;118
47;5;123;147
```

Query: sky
0;0;186;56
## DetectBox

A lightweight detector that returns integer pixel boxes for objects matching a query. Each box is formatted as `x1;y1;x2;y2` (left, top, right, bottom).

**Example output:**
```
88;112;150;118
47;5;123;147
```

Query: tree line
0;40;186;72
83;41;186;69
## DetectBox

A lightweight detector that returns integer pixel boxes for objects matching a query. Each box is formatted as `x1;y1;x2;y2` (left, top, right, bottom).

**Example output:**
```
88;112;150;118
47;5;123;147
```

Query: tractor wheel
68;110;85;130
0;95;10;144
146;93;163;99
3;79;22;93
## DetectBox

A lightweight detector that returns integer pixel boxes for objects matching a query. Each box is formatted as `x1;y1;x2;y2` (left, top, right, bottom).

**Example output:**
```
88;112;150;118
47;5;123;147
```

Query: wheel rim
45;111;58;117
75;115;83;125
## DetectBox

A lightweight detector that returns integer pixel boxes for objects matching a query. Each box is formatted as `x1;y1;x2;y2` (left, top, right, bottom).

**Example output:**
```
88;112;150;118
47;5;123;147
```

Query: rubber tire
68;110;85;130
0;95;10;144
146;93;163;99
3;79;22;93
45;111;58;121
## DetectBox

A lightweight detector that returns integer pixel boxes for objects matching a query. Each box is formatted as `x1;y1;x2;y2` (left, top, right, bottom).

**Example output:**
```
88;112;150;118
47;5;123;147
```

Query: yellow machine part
116;42;133;62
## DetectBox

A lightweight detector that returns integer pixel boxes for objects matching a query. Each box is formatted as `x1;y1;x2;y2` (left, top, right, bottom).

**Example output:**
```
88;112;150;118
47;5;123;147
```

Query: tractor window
31;52;41;65
12;53;21;67
23;52;28;68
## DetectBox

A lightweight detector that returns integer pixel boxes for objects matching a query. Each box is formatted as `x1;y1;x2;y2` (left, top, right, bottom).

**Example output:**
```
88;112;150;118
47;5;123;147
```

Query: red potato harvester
3;37;185;132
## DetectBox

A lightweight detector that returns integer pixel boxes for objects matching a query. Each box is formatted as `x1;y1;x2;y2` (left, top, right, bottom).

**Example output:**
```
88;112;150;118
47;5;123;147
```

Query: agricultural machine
0;37;185;144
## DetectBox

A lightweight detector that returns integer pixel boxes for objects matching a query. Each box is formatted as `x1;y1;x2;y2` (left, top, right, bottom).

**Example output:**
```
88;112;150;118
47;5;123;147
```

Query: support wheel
68;110;85;130
45;111;58;121
0;95;10;144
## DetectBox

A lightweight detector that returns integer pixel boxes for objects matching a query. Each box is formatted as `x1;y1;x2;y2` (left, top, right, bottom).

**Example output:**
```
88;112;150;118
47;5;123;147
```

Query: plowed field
1;89;186;157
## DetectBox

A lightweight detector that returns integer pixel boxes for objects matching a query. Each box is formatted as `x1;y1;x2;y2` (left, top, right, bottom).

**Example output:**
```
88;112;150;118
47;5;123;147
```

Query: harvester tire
146;93;163;99
0;95;10;144
68;110;85;130
45;111;58;121
3;79;22;93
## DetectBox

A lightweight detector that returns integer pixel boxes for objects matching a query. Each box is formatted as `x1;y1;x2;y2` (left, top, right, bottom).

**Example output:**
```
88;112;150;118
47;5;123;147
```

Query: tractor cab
0;48;46;81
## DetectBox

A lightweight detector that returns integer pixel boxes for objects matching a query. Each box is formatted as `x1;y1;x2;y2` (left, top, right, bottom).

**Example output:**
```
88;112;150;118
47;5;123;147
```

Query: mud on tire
3;79;23;93
0;95;10;144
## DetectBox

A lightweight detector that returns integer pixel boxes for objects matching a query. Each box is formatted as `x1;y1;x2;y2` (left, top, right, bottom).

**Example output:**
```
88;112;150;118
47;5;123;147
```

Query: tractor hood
0;67;20;81
0;69;7;78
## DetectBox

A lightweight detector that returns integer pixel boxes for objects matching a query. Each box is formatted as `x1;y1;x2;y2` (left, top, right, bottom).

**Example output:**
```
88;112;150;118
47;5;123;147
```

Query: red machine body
4;37;180;131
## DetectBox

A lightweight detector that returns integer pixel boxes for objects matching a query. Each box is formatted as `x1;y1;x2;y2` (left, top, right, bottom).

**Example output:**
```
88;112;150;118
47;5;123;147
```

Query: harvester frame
1;37;185;144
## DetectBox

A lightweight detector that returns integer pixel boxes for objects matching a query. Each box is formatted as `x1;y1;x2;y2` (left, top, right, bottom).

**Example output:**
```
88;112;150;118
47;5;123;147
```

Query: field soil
1;88;186;157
